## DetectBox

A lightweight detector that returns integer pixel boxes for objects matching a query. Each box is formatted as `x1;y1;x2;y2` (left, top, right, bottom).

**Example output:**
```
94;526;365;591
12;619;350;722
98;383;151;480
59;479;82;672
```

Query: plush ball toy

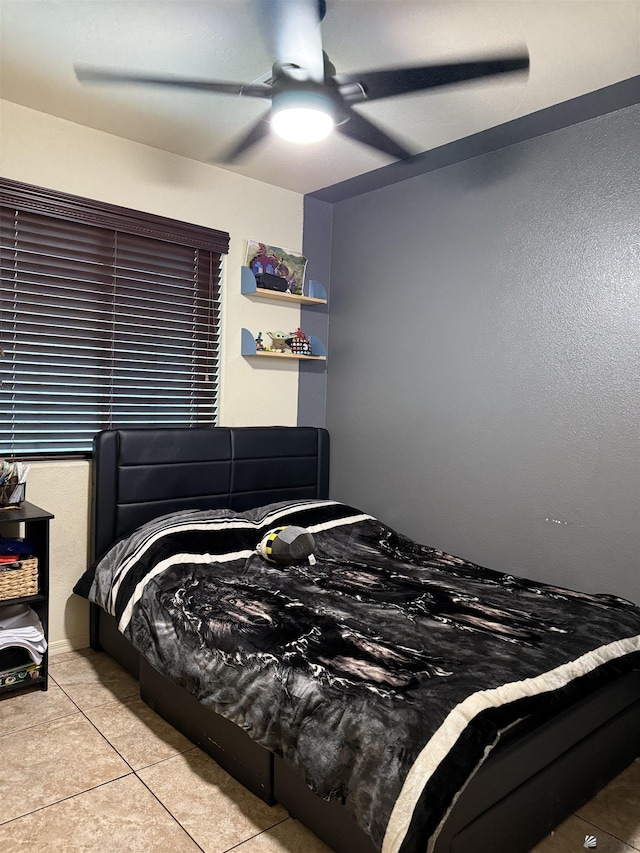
258;526;316;565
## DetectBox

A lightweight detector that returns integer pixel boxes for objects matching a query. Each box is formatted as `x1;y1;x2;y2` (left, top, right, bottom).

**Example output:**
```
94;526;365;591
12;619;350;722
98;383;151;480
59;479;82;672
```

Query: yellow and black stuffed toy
257;526;316;566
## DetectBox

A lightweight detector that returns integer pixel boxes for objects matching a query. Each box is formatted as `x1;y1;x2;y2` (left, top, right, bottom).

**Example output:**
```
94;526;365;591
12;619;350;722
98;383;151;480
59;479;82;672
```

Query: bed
75;426;640;853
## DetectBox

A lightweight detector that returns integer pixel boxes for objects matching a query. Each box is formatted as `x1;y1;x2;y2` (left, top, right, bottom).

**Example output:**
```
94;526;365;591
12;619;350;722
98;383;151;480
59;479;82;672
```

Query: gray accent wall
322;103;640;603
298;196;332;427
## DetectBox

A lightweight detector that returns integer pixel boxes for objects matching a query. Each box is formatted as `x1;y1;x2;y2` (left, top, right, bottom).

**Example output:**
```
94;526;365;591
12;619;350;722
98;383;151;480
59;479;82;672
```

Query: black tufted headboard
91;426;330;562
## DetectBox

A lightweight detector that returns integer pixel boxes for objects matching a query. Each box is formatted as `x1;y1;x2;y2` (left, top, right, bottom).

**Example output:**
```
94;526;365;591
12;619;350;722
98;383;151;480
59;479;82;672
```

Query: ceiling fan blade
336;54;529;103
74;64;272;99
220;113;272;162
338;107;414;161
271;0;325;82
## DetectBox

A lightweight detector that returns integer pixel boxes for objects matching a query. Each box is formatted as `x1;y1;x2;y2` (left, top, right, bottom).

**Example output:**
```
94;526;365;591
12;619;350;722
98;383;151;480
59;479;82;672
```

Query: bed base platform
92;605;640;853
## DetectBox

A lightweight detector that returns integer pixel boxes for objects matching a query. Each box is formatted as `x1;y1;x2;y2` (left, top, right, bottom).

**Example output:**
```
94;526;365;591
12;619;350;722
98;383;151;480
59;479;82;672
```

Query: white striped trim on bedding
108;500;344;612
381;632;640;853
115;503;373;632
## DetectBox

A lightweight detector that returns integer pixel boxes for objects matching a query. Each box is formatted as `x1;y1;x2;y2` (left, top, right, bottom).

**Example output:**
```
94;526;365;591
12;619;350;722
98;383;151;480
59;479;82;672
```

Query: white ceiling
1;1;639;195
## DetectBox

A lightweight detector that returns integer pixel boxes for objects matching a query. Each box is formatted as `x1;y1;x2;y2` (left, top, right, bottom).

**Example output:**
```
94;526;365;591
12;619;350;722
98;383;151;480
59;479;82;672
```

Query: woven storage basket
0;558;38;600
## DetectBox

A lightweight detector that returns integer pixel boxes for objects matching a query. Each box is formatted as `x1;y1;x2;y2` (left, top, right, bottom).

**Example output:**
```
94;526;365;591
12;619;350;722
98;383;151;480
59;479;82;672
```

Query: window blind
0;179;229;457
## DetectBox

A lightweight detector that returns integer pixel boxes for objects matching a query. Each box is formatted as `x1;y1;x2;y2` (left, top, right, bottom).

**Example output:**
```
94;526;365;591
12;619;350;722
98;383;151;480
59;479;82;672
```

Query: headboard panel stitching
92;427;330;563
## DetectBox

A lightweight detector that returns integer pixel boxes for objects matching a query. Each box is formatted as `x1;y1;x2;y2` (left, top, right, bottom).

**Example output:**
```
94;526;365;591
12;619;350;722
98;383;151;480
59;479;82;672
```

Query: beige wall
1;100;306;653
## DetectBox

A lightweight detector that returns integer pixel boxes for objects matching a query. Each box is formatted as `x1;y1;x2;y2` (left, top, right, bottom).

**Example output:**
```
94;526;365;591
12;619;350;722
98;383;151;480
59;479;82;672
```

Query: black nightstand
0;501;54;695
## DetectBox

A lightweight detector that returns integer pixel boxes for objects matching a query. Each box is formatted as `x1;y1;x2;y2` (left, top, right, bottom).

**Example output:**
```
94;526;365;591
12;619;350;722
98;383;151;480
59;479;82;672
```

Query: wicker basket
0;558;39;600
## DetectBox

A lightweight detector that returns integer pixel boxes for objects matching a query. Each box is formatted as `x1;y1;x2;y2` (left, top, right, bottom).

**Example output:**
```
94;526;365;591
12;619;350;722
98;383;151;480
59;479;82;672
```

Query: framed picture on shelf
245;240;308;296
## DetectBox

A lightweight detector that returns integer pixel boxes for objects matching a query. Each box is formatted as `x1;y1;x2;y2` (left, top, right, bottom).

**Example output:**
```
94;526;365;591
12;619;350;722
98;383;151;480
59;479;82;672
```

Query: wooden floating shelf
241;266;327;305
241;329;327;362
248;350;327;362
247;289;327;306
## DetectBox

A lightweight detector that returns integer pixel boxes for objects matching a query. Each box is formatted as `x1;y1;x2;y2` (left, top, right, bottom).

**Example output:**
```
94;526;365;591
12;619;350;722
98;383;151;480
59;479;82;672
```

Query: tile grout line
46;657;295;850
0;772;134;828
42;672;144;773
0;707;79;738
1;674;138;827
127;742;291;851
570;758;640;851
2;694;204;849
2;663;138;825
6;654;291;849
568;812;640;852
133;771;208;853
81;689;288;853
221;816;292;852
52;663;209;851
45;669;133;714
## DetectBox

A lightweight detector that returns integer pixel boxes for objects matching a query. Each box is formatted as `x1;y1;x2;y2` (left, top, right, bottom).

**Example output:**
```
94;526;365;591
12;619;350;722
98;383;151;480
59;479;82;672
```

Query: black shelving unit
0;501;54;695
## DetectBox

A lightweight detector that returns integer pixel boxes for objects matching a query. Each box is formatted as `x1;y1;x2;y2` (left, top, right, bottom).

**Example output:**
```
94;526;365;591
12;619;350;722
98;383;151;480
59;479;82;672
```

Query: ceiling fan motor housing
272;82;337;118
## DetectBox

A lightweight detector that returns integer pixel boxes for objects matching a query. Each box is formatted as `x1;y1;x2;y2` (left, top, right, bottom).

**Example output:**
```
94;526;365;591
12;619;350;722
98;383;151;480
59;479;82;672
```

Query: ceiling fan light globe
271;91;335;144
272;107;334;143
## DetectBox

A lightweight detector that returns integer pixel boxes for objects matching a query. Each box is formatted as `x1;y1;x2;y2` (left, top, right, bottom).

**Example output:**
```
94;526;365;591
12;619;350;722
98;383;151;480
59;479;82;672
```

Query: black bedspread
75;500;640;853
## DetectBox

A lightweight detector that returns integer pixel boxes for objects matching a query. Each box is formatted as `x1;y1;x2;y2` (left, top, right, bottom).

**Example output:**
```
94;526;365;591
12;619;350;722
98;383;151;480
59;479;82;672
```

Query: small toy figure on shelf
267;331;291;353
286;328;312;356
255;332;265;351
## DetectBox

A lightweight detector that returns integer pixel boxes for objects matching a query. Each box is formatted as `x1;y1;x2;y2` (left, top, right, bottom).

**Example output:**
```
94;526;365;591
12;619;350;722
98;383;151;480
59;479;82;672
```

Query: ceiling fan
75;0;529;163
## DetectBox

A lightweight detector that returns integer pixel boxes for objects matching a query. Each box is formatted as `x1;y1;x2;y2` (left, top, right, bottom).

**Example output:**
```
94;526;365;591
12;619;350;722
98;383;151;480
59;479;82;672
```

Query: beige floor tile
0;681;76;735
233;818;334;852
48;648;138;710
84;694;193;769
138;748;288;853
576;759;640;848
0;712;130;823
0;774;202;852
48;647;98;665
531;814;636;852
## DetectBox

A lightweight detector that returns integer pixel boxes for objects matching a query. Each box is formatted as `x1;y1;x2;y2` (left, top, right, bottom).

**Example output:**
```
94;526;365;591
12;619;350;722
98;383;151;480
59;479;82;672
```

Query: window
0;178;229;457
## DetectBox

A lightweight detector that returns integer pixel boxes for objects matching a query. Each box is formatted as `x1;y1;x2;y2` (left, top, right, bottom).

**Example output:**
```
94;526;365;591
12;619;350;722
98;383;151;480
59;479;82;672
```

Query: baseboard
48;636;90;657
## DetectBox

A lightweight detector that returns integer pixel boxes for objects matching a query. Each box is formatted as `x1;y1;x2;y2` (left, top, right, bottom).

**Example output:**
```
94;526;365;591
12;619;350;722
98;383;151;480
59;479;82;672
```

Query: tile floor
0;648;638;853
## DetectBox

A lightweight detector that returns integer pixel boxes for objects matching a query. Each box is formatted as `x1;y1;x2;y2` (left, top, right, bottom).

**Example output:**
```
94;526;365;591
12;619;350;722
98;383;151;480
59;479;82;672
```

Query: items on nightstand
0;459;31;507
0;656;42;688
0;604;47;664
0;537;38;600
